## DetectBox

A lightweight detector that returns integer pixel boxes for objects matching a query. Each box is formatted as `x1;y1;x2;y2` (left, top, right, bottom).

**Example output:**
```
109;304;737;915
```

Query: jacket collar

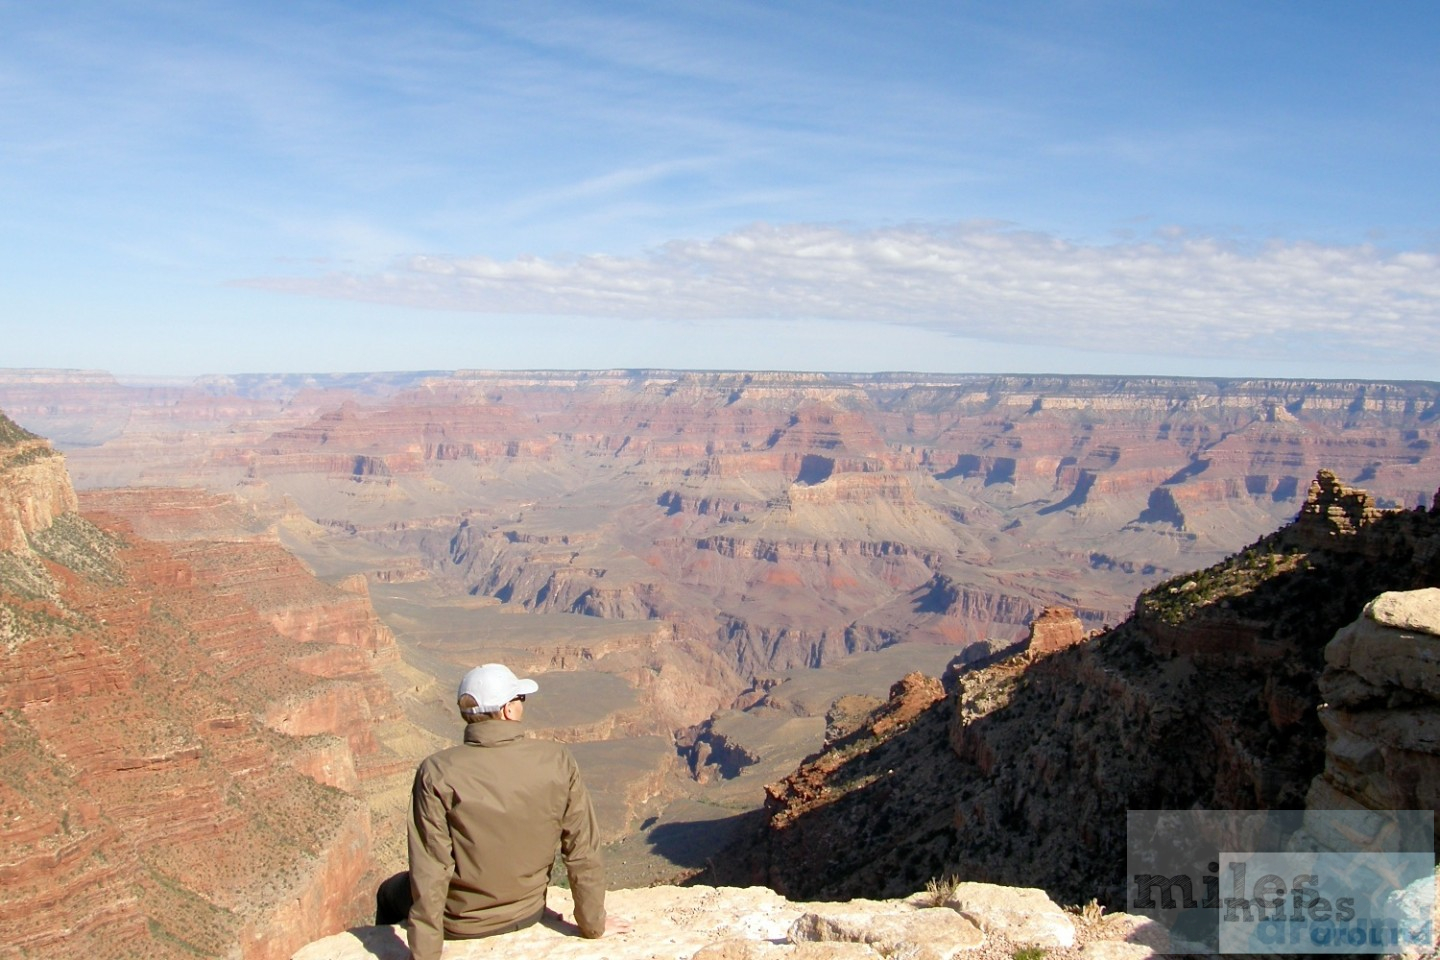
463;719;527;746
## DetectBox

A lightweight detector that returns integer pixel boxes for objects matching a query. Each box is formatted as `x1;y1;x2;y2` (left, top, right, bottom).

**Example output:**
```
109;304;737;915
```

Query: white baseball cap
457;663;539;713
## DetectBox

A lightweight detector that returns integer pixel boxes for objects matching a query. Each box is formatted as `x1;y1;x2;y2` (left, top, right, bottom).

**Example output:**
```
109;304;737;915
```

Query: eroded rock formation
1023;606;1086;656
4;370;1437;734
0;413;78;553
1312;587;1440;814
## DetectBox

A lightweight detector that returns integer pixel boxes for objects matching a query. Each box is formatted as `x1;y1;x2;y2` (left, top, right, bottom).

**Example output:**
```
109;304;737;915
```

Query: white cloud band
246;223;1440;364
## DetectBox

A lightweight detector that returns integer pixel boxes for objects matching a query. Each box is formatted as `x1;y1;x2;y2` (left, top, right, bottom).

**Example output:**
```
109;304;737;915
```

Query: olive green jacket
406;720;606;960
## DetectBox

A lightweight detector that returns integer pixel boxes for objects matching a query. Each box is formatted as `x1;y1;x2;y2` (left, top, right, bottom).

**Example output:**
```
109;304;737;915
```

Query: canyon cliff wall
0;414;77;553
0;415;427;960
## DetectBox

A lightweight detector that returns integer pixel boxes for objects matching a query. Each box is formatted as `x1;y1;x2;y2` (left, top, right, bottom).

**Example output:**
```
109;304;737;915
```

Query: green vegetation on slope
0;411;39;446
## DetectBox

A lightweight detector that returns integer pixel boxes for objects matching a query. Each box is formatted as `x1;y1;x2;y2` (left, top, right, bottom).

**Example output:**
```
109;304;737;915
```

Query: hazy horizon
7;364;1440;389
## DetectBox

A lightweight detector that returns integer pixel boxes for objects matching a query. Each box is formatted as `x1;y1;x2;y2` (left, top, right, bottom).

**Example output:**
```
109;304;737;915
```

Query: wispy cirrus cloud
245;222;1440;366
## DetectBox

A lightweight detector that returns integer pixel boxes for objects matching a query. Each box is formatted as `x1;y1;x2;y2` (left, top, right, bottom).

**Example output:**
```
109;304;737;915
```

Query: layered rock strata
1312;587;1440;814
0;422;424;960
0;413;77;553
1023;606;1086;656
5;370;1437;733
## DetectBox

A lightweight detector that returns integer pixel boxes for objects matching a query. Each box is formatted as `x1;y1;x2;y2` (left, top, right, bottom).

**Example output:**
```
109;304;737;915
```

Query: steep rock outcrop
1312;587;1440;813
0;413;78;553
758;673;948;840
1295;468;1389;546
1024;606;1086;655
0;444;422;959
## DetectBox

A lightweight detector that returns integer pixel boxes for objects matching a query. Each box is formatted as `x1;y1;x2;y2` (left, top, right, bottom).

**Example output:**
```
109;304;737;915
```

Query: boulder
1312;589;1440;816
941;881;1075;947
1367;589;1440;636
1323;613;1440;703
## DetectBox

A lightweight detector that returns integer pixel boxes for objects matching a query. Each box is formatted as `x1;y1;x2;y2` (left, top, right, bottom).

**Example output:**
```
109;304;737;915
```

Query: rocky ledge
292;883;1169;960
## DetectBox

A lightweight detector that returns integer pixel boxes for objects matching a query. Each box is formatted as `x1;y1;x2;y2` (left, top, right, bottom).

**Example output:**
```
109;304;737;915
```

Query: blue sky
2;1;1437;379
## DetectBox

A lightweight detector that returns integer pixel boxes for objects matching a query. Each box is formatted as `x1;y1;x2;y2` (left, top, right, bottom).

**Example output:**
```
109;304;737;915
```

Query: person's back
409;718;604;944
398;663;621;960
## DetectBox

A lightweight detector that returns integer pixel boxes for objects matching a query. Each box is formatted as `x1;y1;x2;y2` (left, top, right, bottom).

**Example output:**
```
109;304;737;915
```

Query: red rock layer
0;493;412;959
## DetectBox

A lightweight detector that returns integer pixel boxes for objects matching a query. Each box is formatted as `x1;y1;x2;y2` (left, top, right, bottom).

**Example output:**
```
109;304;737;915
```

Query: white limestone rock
1076;943;1155;960
940;881;1075;947
290;884;1173;960
1324;613;1440;701
291;885;798;960
692;940;880;960
1367;589;1440;636
1088;911;1184;953
787;900;983;960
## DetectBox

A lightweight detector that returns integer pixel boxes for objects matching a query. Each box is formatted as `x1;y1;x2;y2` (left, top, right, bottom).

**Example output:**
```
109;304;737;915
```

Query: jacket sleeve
558;749;607;938
407;761;453;960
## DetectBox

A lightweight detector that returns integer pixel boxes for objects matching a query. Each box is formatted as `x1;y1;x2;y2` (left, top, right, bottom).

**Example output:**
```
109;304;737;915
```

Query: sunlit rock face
1023;606;1086;655
0;413;77;553
1313;587;1440;813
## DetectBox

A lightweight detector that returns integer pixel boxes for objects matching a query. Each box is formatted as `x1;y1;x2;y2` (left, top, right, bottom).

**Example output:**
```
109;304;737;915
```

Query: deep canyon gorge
2;369;1438;958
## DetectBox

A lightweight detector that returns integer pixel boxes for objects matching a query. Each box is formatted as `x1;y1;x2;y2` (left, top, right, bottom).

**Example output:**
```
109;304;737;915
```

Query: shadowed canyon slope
702;473;1440;908
0;415;434;960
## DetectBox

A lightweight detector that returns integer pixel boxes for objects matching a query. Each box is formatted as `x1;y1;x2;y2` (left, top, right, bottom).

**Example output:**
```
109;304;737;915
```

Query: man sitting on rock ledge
377;663;626;959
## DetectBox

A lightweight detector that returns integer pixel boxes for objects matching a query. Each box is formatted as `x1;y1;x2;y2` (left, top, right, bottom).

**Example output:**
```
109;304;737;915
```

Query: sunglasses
510;694;527;703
